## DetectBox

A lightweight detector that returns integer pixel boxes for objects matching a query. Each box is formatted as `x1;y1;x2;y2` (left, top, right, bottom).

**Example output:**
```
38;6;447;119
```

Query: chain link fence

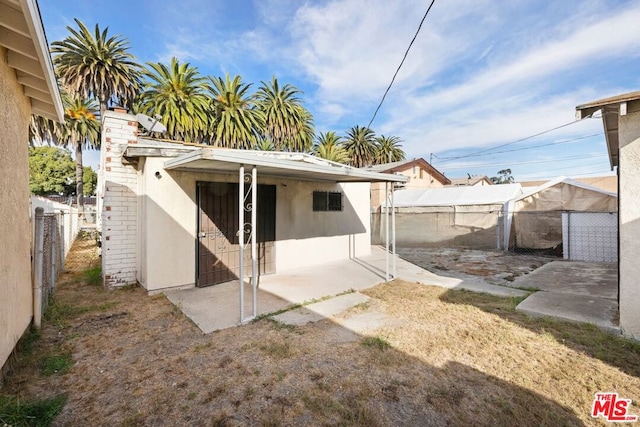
31;196;96;320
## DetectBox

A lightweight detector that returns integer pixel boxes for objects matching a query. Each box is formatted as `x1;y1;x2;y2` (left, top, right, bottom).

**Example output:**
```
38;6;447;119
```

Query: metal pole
51;216;57;294
238;165;245;321
33;207;44;329
391;182;396;279
385;182;389;281
251;166;257;318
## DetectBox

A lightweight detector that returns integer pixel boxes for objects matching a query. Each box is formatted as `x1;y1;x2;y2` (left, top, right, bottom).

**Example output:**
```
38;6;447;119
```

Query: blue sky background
39;0;640;182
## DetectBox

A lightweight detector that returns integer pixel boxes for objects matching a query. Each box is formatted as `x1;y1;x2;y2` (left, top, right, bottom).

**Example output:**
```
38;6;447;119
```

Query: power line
440;153;607;170
435;133;600;161
367;0;437;129
434;119;586;163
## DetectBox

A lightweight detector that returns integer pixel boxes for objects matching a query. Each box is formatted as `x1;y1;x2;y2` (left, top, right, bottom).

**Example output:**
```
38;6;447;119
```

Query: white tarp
388;183;523;208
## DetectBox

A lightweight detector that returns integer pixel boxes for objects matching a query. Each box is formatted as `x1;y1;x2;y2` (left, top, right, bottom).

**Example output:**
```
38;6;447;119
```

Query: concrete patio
164;246;527;333
514;261;619;334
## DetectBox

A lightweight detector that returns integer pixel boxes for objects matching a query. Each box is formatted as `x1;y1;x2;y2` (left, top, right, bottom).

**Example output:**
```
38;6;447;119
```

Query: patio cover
164;148;408;183
163;147;406;323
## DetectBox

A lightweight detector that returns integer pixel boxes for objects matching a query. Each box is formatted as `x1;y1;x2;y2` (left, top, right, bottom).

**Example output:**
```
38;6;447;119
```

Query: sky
38;0;640;182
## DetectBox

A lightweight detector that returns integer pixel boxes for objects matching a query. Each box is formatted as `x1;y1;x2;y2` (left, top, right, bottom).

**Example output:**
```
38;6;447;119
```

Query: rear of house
99;111;406;293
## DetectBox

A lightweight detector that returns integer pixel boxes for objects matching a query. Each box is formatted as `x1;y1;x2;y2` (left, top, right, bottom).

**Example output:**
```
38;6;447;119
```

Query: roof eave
2;0;64;122
164;148;409;183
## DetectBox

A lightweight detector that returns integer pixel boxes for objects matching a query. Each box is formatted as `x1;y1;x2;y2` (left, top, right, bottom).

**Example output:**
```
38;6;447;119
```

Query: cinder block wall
100;111;138;287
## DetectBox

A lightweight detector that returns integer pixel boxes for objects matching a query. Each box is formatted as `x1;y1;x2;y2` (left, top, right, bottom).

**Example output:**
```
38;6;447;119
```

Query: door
197;182;276;287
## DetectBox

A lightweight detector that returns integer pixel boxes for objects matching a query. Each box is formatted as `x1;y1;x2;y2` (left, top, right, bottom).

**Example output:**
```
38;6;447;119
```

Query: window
313;191;343;211
419;169;424;179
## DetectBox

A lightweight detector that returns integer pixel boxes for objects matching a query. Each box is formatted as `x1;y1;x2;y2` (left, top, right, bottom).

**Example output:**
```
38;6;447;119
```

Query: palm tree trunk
75;140;84;213
99;95;108;121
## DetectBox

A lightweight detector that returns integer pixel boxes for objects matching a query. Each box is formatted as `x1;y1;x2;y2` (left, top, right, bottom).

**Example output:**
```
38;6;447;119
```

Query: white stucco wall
619;110;640;338
0;46;34;370
139;157;371;292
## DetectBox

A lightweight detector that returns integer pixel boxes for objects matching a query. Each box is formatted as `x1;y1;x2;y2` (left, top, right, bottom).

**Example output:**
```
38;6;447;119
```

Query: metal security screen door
197;182;276;287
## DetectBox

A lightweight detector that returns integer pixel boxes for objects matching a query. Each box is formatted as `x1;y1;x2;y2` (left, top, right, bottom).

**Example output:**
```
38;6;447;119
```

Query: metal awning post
251;166;257;318
385;181;389;281
392;182;396;279
238;165;245;321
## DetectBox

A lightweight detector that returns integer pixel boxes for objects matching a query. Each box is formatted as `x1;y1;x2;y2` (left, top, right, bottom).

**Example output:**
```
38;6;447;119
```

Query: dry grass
2;236;639;426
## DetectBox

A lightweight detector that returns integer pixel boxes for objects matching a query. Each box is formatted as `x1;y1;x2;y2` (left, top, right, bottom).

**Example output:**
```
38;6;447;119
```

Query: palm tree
31;93;100;210
312;131;349;164
256;77;314;152
138;58;209;142
343;125;376;168
255;139;275;151
374;135;406;164
207;74;264;149
51;18;142;118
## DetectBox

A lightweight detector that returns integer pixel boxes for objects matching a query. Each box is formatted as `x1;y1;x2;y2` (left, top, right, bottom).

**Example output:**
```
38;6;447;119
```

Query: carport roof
164;148;409;183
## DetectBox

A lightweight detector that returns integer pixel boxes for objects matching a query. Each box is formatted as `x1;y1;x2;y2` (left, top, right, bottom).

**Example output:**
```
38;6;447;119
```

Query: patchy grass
83;266;102;286
2;235;639;426
0;395;66;427
40;352;73;376
361;335;391;351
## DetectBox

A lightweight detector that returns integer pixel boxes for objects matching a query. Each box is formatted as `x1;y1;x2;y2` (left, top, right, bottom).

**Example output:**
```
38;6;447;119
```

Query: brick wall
100;111;138;288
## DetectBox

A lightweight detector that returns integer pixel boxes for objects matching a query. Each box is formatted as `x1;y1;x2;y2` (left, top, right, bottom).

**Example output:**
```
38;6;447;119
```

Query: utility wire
441;153;607;170
435;133;600;160
367;0;437;129
435;119;584;163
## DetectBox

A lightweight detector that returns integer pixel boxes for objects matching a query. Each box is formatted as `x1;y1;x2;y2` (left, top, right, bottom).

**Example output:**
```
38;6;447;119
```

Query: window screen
313;191;343;211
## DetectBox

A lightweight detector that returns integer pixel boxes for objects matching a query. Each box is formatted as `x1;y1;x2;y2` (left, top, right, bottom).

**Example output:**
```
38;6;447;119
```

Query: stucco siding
139;157;372;291
0;46;34;368
619;110;640;338
274;181;371;271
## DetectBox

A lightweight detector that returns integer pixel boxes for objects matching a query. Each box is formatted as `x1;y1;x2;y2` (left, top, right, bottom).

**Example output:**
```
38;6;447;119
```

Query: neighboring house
0;0;63;373
364;158;449;211
576;91;640;339
98;111;406;299
447;175;493;187
519;175;617;194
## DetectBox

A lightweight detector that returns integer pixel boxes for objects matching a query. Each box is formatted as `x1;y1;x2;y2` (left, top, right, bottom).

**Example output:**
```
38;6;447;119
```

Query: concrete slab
165;281;291;333
511;261;617;300
165;246;526;334
516;292;620;334
272;292;369;326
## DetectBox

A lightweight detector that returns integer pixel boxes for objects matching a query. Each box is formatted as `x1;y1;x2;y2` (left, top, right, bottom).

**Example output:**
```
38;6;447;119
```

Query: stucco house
576;91;640;339
0;0;63;373
98;111;406;305
364;158;449;212
447;175;493;187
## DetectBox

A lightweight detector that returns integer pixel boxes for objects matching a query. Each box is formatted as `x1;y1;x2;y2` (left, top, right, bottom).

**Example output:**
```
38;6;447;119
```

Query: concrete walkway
513;261;620;334
165;246;527;333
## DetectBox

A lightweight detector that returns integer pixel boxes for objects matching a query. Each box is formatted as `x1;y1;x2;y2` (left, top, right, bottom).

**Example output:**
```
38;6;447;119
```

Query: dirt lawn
397;247;556;287
2;236;639;426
